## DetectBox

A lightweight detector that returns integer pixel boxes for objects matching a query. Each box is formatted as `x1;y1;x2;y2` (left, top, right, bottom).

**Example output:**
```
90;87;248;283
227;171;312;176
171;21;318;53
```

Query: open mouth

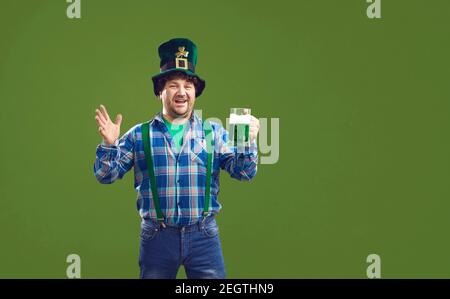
174;99;188;105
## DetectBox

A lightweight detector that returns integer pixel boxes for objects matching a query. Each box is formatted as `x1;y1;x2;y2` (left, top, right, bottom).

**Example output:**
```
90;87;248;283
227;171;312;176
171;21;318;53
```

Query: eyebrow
168;81;193;85
167;82;194;86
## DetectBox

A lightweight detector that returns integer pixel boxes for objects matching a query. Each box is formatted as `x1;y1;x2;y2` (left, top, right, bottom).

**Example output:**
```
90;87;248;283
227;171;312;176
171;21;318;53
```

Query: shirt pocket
190;138;208;167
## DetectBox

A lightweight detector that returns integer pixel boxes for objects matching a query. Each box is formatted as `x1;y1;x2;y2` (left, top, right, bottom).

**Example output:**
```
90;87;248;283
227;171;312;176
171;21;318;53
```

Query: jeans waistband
148;214;215;232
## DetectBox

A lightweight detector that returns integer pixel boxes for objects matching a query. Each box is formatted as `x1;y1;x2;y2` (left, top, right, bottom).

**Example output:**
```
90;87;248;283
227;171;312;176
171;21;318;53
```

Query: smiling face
159;77;197;121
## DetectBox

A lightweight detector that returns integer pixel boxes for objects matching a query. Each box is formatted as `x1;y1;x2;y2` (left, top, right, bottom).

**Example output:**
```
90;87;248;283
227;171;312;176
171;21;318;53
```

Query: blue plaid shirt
93;111;258;226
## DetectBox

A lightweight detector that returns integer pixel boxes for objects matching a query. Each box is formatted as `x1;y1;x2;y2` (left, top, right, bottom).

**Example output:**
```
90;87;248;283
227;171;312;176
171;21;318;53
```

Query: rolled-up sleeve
93;126;136;184
216;124;258;181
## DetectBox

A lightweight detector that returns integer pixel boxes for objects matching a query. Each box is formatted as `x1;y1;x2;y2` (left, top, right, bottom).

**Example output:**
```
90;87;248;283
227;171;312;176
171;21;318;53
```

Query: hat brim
152;69;206;97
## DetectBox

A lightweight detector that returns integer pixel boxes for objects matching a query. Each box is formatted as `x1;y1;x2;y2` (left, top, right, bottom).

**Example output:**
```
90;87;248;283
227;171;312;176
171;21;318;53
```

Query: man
93;38;259;279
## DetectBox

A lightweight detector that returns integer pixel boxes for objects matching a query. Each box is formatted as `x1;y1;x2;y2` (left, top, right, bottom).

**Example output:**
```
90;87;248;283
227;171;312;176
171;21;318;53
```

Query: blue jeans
138;214;227;279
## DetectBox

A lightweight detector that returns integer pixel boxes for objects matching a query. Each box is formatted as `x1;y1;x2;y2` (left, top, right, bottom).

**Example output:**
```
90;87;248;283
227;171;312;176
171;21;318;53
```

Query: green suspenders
141;120;214;223
203;120;214;217
141;122;165;221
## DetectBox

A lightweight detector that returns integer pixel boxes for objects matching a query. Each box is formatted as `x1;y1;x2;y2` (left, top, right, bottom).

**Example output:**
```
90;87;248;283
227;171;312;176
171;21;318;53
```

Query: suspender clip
157;218;166;228
201;212;211;225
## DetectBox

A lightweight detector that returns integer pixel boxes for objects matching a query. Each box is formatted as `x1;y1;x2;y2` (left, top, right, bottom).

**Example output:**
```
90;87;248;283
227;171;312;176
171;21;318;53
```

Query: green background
1;0;449;278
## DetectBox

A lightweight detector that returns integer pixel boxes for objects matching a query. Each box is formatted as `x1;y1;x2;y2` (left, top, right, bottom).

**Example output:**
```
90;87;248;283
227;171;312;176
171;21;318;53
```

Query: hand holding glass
228;108;251;148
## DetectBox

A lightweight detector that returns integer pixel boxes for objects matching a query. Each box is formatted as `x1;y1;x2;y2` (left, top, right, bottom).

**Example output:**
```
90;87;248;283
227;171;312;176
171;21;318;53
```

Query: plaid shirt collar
151;110;206;140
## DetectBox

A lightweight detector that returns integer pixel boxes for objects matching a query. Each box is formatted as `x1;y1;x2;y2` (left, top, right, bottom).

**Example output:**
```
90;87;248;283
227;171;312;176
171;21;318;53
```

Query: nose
176;86;187;97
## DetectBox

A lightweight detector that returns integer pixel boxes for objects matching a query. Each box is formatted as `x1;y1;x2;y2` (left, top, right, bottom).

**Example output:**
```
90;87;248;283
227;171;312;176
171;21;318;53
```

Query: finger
96;109;107;123
250;121;259;130
243;109;250;115
98;126;109;138
115;114;122;126
95;115;106;126
251;117;260;128
99;105;110;121
250;124;259;132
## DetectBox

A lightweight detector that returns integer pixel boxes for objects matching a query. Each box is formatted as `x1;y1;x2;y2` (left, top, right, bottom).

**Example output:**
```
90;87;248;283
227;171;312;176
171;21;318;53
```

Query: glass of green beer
228;108;251;149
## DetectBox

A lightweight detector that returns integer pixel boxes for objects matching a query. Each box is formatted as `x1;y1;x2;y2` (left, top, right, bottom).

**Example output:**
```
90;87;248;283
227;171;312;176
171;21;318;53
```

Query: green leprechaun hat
152;38;206;97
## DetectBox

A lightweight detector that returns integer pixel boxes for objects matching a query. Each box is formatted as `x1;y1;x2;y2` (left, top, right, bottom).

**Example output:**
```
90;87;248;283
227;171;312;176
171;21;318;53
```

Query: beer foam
229;113;251;124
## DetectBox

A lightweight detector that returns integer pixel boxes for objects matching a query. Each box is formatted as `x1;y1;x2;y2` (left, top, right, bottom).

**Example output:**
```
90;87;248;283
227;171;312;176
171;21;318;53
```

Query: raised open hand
94;104;122;146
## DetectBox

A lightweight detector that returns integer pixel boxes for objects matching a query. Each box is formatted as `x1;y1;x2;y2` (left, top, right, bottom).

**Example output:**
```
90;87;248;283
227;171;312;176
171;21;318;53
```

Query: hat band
160;59;195;73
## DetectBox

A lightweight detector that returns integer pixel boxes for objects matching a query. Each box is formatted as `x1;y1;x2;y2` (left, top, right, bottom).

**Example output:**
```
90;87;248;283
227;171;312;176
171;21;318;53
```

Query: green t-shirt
162;115;188;152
